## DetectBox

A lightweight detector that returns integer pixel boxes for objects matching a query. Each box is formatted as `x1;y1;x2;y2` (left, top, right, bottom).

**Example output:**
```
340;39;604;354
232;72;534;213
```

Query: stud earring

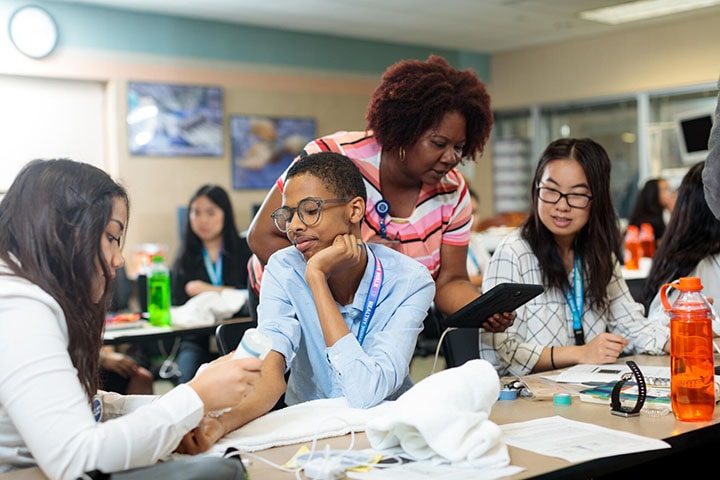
399;147;406;161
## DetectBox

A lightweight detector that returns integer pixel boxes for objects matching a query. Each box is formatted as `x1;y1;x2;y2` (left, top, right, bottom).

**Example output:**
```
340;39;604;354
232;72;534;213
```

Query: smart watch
610;360;647;417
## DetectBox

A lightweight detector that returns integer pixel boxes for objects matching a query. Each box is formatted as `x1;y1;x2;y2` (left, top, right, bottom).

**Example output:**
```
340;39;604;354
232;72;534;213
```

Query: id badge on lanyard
564;255;585;345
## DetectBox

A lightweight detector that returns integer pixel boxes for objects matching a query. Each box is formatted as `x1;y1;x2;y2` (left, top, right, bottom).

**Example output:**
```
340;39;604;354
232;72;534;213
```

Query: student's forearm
218;356;287;433
218;385;284;434
305;269;350;346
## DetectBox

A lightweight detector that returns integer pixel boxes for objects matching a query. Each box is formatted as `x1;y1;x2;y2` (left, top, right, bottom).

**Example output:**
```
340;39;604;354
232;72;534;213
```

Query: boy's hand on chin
306;233;364;277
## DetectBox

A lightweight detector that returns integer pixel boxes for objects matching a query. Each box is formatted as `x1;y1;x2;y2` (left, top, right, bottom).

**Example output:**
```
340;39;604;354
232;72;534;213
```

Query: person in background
480;138;669;377
246;55;514;333
703;75;720;220
643;162;720;330
99;345;154;395
177;152;435;454
627;177;676;247
466;187;492;289
100;265;154;395
0;159;261;479
171;184;252;384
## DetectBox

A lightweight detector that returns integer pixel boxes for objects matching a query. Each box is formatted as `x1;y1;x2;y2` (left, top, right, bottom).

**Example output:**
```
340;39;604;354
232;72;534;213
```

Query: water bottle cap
625;225;639;240
151;254;164;263
677;276;702;291
660;276;704;310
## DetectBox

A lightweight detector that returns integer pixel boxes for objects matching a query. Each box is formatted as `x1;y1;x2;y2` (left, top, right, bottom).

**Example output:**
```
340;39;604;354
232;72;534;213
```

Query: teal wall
35;0;491;79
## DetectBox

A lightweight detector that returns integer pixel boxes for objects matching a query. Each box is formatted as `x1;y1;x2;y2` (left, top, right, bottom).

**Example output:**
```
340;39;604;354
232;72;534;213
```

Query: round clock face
8;5;59;59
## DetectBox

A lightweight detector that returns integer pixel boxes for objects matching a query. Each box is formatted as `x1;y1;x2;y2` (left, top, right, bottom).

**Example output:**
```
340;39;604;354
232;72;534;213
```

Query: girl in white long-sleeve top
0;159;262;480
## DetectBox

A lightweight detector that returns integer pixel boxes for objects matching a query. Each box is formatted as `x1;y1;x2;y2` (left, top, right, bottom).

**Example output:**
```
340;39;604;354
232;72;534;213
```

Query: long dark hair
627;178;667;240
628;179;663;224
173;185;242;294
641;161;720;310
521;138;622;310
0;159;128;399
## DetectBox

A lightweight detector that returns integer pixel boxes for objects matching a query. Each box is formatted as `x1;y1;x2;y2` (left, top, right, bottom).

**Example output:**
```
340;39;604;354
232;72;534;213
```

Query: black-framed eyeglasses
537;186;593;209
271;197;351;233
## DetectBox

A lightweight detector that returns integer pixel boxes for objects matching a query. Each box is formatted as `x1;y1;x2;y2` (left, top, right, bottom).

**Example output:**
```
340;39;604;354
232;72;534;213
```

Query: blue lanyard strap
357;246;383;346
468;248;481;271
563;254;585;345
202;247;223;287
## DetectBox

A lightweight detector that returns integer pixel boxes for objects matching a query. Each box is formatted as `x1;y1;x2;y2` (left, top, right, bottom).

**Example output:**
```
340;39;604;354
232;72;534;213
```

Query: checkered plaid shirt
480;230;669;377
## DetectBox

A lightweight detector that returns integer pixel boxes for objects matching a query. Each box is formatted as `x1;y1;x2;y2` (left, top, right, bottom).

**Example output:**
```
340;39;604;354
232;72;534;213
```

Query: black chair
431;309;480;369
626;277;646;304
215;320;257;355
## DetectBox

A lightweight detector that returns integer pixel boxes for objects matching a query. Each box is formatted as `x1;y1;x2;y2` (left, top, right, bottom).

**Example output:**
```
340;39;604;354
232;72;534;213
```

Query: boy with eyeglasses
176;152;435;454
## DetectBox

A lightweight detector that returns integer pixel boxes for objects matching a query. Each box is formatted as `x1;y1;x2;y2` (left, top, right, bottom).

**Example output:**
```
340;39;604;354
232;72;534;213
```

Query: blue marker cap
499;389;518;400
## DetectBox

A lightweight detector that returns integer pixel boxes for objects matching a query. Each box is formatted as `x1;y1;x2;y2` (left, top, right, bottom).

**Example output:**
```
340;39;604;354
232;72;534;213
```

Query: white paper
552;364;670;385
500;416;670;463
346;453;524;480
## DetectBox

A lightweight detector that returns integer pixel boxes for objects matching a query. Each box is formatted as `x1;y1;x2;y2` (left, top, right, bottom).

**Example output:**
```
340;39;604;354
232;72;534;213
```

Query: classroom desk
3;354;718;480
103;316;253;346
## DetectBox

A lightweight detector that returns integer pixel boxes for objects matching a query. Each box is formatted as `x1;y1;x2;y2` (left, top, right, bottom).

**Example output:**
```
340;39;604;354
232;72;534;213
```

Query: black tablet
443;282;544;328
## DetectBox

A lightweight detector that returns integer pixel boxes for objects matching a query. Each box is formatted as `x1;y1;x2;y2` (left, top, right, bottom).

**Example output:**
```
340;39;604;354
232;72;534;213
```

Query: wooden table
103;316;253;346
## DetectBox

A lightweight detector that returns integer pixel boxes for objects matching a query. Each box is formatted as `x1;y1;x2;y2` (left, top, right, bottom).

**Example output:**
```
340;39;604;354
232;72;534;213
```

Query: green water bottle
147;254;171;327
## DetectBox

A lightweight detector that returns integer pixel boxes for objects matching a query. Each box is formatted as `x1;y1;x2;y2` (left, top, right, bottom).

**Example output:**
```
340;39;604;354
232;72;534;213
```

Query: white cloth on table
365;359;509;468
170;289;248;327
206;398;393;454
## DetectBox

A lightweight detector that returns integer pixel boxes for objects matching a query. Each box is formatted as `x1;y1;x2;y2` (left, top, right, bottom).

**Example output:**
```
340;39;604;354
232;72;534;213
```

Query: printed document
500;416;670;463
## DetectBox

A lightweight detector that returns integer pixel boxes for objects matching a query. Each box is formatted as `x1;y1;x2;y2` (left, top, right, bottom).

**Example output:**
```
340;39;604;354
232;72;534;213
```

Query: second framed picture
230;115;316;190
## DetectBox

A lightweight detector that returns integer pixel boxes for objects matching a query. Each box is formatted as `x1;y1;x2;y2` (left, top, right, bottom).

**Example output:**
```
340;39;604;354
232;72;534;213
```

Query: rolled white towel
366;359;509;468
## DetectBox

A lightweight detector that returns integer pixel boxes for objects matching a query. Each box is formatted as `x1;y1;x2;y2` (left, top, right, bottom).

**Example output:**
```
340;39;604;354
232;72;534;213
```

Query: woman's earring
399;147;406;162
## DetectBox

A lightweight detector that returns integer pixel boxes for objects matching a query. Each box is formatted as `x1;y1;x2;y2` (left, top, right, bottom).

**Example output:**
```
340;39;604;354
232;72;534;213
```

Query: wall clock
8;5;58;59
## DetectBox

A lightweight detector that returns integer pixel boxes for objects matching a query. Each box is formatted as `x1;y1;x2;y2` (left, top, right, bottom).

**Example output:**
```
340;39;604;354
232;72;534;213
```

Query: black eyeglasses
537;186;593;209
271;197;350;233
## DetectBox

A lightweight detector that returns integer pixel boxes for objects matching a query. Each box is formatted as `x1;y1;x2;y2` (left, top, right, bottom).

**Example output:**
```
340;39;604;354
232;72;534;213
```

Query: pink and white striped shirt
249;130;472;293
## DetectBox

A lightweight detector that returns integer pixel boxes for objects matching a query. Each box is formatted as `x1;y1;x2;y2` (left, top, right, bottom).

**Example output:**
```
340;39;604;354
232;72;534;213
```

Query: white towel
208;398;393;454
170;289;248;327
365;359;510;468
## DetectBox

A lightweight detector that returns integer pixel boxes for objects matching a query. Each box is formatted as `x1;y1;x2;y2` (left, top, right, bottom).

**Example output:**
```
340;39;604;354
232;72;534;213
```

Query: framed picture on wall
127;81;224;157
230;115;316;190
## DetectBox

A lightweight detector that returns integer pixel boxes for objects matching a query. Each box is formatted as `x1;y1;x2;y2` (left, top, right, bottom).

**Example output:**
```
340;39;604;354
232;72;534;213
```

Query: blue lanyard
468;248;481;271
357;246;383;346
563;254;585;345
202;247;223;287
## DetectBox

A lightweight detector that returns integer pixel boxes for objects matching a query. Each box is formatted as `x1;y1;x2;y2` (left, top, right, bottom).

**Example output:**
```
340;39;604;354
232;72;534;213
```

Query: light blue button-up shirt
258;243;435;408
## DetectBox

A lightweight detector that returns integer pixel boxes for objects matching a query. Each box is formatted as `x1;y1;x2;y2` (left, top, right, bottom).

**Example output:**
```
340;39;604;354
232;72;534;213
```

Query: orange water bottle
624;225;641;270
660;277;715;421
639;223;655;258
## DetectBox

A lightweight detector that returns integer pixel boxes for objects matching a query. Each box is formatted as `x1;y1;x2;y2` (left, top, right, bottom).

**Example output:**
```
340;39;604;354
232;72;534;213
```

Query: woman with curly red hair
246;55;514;331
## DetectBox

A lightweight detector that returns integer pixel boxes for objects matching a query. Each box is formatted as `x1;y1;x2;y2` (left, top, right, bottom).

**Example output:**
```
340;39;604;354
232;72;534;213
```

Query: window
540;100;638;219
0;75;105;192
492;111;533;213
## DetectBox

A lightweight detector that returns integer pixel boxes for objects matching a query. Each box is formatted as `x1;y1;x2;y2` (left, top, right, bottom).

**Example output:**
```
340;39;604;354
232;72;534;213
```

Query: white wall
0;75;105;191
